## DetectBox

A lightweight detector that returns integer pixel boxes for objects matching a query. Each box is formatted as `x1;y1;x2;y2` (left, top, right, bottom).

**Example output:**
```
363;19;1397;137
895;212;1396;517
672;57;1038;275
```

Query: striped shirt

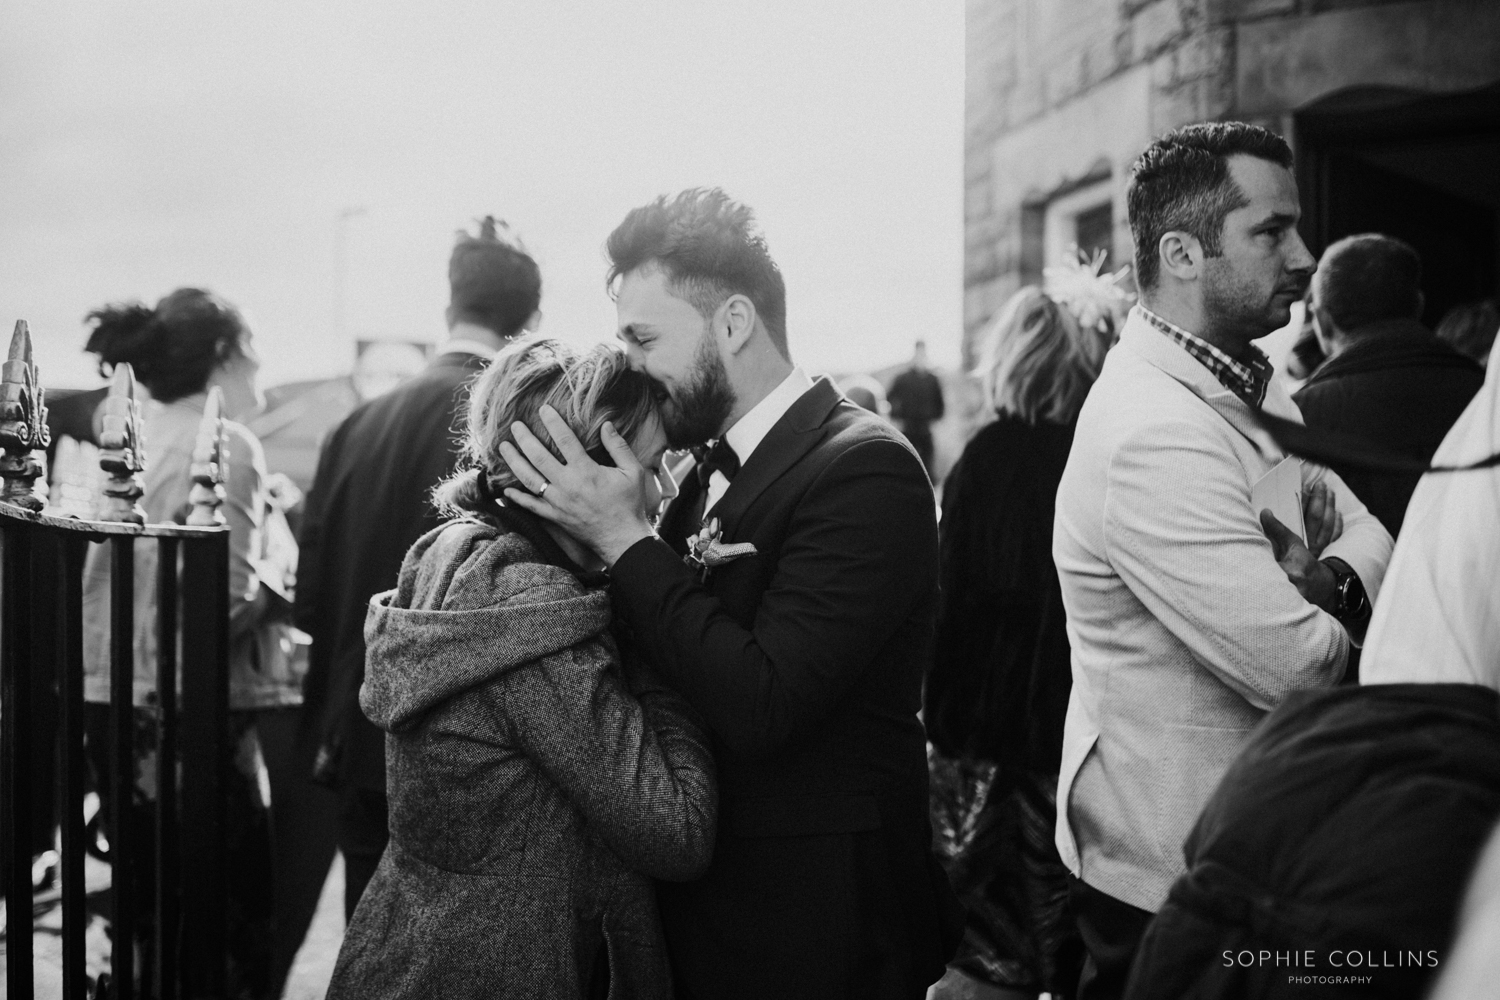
1137;304;1274;407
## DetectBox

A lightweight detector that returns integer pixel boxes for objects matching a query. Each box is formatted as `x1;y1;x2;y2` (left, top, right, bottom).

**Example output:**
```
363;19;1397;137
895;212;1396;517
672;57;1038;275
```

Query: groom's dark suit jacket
610;376;962;1000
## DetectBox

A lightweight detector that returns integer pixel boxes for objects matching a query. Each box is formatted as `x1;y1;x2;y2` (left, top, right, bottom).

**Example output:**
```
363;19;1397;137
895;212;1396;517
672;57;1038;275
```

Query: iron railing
1;320;232;999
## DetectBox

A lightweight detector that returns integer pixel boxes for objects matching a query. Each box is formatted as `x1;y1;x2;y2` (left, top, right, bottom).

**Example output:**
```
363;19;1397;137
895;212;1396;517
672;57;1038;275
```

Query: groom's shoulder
808;398;927;481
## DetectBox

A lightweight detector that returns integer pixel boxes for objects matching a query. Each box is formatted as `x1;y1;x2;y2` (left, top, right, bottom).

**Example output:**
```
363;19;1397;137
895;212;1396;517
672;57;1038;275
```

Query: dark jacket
295;351;488;791
608;377;963;1000
326;512;716;1000
888;367;946;426
1293;321;1484;536
925;415;1075;773
1126;683;1500;1000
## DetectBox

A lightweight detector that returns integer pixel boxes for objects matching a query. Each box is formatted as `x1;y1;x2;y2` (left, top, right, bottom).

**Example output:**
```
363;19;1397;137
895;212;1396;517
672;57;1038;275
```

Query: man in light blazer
1052;122;1393;999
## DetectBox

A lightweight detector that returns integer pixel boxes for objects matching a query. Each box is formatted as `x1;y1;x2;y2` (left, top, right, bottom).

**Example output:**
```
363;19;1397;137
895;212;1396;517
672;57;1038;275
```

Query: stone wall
963;0;1500;364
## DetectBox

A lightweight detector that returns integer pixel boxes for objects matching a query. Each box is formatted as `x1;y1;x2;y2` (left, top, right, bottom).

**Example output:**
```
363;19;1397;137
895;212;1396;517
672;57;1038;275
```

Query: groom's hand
499;405;656;566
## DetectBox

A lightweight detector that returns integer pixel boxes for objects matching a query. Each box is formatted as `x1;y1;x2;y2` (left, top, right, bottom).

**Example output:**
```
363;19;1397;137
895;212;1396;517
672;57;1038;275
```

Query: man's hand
498;405;656;566
1301;480;1343;557
1260;509;1337;613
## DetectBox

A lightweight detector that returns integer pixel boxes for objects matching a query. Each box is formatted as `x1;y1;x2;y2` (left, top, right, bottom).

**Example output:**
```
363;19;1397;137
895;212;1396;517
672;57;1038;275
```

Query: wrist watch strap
1327;561;1369;620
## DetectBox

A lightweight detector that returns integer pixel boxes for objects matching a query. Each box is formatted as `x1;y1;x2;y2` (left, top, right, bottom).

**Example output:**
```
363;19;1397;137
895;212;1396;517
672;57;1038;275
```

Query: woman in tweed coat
326;339;716;1000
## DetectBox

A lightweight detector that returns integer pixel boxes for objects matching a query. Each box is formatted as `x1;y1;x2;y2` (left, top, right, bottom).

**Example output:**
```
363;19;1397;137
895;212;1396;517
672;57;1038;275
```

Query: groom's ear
720;294;758;356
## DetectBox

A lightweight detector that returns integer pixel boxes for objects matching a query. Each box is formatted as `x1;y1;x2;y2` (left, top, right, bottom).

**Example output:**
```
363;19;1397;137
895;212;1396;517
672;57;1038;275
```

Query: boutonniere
685;517;757;580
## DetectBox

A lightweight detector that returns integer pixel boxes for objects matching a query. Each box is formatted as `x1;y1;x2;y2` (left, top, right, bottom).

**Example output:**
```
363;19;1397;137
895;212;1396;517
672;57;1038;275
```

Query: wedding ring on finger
536;481;549;497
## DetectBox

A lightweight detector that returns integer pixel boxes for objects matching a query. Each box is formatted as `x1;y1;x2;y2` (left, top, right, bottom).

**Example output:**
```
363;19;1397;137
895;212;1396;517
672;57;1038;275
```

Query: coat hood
360;518;612;732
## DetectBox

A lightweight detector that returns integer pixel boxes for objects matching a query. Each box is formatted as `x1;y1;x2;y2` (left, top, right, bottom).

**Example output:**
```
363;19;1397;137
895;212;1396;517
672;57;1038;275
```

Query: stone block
1083;32;1127;87
1150;74;1234;133
1204;0;1297;24
1174;27;1234;83
1236;0;1500;115
1008;78;1048;125
1045;47;1091;106
1132;0;1187;60
966;180;993;223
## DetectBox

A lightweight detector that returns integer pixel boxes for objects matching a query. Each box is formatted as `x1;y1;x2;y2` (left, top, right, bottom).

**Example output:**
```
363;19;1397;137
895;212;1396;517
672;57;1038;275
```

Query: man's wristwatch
1323;560;1369;620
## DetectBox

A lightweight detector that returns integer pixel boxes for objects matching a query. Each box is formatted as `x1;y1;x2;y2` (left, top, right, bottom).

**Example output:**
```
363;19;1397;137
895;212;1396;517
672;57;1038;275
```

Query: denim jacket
82;395;304;710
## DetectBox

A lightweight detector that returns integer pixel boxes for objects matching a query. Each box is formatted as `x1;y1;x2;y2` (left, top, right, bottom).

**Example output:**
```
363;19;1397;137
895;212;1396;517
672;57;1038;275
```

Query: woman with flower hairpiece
326;336;715;1000
926;252;1129;1000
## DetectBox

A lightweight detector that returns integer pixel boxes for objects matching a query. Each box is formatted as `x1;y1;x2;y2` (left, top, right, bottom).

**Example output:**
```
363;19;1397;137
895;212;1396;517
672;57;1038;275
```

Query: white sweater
1052;308;1393;912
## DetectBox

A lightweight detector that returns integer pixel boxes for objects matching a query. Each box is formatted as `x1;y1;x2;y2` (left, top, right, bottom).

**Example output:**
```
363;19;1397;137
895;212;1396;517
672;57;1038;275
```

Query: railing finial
98;363;147;523
187;386;227;526
0;319;51;511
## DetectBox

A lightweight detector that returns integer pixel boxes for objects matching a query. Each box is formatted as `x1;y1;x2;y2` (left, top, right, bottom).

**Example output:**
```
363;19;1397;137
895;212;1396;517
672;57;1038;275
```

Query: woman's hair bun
83;289;247;403
84;303;161;369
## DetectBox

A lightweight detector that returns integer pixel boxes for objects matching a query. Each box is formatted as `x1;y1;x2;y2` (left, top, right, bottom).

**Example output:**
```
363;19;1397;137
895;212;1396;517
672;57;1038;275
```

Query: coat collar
660;376;844;544
1302;320;1479;385
1117;308;1302;448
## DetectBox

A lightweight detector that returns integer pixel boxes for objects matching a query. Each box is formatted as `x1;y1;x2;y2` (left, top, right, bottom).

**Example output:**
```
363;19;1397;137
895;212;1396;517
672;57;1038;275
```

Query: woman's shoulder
400;518;598;613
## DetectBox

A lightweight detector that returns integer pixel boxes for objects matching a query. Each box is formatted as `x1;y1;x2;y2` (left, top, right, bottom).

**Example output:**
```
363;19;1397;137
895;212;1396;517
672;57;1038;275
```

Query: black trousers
1066;875;1153;1000
338;785;389;920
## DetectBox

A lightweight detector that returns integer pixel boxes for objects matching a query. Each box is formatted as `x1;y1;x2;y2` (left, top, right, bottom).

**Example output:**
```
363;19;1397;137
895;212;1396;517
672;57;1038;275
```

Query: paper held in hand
1252;456;1306;545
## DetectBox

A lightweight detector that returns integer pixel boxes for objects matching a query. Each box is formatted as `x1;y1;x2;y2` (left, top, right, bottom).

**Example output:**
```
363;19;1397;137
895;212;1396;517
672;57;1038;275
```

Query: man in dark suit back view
1294;233;1485;537
293;217;541;916
500;189;962;999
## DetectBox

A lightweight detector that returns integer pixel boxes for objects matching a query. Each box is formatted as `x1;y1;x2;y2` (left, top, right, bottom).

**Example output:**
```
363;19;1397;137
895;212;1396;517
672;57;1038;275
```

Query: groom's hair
606;187;789;357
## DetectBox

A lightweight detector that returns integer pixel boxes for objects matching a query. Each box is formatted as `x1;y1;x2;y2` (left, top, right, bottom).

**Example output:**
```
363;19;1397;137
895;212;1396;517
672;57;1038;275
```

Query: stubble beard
657;327;736;450
1201;261;1304;348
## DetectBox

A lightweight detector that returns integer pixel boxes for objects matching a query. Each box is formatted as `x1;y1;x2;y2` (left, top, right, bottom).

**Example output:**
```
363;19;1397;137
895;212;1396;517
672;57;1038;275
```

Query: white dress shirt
1361;356;1499;690
436;321;503;361
704;367;815;514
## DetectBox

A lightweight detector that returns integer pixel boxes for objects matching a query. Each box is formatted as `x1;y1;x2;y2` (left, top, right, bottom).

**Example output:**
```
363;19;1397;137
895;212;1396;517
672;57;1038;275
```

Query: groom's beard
658;331;736;450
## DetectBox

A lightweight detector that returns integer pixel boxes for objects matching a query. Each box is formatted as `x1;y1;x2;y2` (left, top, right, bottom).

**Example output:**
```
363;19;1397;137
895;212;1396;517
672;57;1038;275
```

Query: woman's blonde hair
977;286;1114;425
433;337;658;517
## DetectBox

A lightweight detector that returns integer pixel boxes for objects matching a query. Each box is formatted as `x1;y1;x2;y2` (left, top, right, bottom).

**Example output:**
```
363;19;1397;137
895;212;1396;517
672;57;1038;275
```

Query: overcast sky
0;2;963;392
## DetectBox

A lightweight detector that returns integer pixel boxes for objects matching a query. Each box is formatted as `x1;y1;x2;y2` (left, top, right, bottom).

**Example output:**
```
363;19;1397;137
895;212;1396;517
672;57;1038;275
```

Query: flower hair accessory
685;517;757;579
1043;247;1135;335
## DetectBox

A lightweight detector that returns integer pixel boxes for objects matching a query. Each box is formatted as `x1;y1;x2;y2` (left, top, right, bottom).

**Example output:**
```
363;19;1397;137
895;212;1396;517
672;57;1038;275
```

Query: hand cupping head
433;337;658;517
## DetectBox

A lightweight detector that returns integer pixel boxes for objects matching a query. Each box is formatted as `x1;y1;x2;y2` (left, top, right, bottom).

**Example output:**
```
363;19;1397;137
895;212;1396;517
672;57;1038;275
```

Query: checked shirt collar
1137;304;1274;408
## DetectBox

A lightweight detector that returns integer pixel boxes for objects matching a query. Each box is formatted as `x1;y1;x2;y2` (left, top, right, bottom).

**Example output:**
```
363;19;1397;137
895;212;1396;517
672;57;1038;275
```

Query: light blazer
1052;308;1393;913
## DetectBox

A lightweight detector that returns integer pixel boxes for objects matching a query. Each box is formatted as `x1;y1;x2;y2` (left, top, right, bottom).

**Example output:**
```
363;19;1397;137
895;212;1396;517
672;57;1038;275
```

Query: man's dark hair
1127;122;1295;291
1314;234;1423;332
449;216;542;337
605;188;789;356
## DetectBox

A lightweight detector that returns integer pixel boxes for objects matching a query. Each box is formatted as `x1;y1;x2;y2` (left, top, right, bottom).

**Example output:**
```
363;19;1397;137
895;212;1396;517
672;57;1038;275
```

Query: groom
500;188;959;999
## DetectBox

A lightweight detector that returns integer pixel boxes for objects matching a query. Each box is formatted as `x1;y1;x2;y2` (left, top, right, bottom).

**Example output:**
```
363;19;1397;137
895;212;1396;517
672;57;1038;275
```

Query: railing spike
187;386;227;526
98;362;147;523
8;318;33;363
0;319;51;510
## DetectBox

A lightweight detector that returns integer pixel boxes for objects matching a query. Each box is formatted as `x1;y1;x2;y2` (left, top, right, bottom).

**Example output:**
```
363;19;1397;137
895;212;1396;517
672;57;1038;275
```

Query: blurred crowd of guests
927;123;1499;1000
17;120;1500;1000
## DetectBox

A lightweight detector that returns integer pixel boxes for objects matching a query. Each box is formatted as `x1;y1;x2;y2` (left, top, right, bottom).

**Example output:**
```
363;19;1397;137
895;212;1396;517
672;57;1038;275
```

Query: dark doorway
1296;82;1500;328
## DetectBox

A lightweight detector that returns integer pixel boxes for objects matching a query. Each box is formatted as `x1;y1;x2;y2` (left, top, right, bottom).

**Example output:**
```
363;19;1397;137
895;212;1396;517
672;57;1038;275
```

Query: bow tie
694;439;741;488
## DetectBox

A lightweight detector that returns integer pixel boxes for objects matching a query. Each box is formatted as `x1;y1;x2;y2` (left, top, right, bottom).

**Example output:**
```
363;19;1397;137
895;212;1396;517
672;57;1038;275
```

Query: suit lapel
709;377;843;538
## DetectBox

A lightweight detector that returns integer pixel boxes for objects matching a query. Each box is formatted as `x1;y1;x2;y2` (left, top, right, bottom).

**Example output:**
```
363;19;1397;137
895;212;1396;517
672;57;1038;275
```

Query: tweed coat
1052;307;1393;913
325;510;717;1000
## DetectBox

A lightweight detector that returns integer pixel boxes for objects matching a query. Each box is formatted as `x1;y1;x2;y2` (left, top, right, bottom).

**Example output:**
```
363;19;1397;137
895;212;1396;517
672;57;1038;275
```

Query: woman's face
630;415;678;523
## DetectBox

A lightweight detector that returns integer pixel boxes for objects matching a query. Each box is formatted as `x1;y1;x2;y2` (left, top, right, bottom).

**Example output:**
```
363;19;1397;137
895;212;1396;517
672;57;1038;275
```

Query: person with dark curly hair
80;287;295;998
